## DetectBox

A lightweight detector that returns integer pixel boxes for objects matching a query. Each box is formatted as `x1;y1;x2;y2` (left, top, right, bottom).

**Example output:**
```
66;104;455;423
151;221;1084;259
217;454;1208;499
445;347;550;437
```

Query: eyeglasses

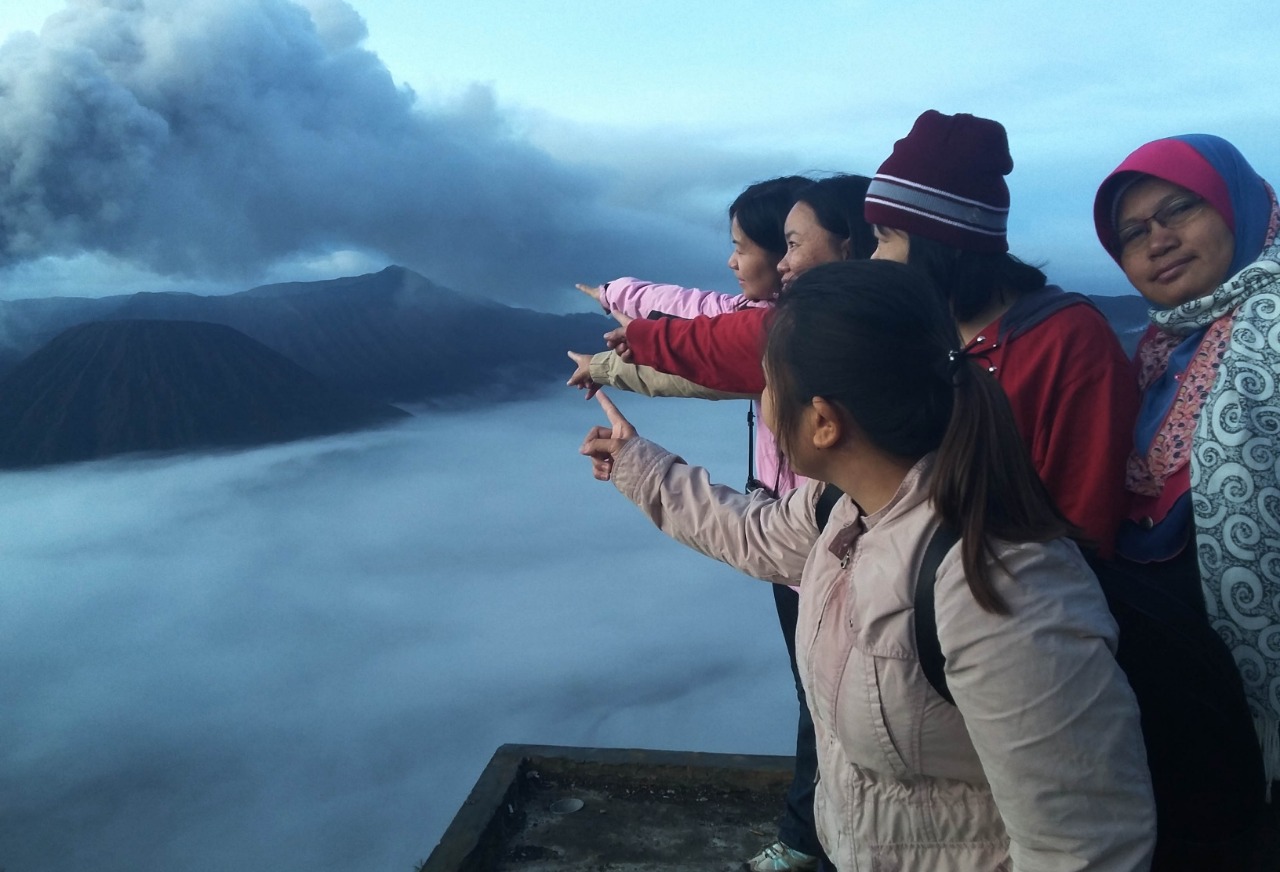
1115;195;1207;255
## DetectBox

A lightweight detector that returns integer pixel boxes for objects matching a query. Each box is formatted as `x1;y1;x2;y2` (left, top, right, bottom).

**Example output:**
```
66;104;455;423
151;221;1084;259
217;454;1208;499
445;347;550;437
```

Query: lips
1152;256;1194;284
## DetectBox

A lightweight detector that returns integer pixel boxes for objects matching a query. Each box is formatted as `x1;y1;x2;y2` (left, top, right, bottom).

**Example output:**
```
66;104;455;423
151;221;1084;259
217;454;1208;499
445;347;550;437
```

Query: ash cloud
0;0;725;306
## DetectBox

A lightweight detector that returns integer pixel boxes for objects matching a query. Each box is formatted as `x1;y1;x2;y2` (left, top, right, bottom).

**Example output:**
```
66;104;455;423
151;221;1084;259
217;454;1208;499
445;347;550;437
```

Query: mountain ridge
0;266;1153;468
0;319;408;468
0;265;607;402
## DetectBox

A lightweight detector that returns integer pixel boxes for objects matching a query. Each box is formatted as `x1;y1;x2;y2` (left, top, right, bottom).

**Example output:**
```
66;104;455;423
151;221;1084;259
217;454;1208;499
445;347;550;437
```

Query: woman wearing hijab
1094;134;1278;868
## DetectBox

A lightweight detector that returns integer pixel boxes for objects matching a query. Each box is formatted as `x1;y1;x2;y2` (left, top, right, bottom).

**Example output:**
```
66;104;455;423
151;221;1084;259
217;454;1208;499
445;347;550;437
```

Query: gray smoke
0;0;729;306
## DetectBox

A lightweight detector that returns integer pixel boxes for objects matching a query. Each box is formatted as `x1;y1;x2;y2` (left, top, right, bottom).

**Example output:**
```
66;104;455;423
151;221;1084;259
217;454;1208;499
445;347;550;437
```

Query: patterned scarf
1128;183;1280;780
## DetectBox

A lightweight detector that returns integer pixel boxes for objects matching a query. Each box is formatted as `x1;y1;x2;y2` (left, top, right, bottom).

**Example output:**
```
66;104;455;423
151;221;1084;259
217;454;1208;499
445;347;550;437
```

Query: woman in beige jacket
581;259;1156;871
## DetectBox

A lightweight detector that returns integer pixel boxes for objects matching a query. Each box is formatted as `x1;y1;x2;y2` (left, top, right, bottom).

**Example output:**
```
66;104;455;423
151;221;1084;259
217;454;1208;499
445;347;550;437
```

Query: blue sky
0;0;1274;310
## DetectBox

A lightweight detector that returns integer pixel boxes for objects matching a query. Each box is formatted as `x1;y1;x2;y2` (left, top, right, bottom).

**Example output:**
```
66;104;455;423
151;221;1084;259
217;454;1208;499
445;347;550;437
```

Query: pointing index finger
594;390;626;428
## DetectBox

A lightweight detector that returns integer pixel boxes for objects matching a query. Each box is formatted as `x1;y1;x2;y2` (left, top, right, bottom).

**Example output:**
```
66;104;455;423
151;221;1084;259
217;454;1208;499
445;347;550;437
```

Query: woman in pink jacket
581;259;1155;871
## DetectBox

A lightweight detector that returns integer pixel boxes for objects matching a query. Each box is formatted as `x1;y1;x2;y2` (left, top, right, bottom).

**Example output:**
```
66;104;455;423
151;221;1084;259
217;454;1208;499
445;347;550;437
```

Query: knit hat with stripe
864;110;1012;253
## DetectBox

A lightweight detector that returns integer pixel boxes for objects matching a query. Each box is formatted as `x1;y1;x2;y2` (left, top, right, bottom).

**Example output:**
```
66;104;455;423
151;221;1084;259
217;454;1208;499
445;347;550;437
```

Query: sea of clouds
0;391;795;872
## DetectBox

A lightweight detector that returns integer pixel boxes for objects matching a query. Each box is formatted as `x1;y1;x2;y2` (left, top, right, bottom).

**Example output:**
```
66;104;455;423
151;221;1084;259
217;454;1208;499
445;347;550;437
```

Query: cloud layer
0;393;795;871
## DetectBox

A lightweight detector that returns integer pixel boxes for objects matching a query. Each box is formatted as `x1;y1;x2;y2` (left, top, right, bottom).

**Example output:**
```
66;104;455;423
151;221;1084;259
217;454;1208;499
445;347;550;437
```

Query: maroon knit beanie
864;110;1013;253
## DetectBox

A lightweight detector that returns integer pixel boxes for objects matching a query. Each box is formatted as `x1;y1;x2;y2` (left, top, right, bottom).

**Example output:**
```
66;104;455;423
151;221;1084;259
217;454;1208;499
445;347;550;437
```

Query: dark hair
729;176;813;258
794;174;877;261
905;235;1047;323
764;260;1072;613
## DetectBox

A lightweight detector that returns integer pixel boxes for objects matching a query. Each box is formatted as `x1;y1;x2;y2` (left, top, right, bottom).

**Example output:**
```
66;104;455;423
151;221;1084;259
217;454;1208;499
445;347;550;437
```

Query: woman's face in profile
1116;177;1235;309
777;202;848;289
727;216;783;302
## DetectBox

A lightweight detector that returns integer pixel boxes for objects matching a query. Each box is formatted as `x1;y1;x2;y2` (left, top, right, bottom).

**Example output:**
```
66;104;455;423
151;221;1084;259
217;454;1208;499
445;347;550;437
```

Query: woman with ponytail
580;260;1155;872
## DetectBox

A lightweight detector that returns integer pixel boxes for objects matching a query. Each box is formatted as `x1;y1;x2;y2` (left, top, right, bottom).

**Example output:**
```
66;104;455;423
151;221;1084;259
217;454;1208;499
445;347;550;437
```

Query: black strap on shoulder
915;523;961;705
817;492;956;704
814;484;843;531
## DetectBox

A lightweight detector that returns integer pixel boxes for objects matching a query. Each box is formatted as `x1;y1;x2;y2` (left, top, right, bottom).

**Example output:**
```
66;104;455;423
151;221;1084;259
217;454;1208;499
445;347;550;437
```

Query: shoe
744;840;820;872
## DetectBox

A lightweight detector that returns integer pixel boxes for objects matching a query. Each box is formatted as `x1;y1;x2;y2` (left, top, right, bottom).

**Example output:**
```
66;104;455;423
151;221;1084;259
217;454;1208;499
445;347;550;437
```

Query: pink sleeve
599;277;765;320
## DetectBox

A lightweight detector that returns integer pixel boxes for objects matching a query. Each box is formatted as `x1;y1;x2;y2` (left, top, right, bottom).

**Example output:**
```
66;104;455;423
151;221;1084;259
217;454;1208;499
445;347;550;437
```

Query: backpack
813;483;1268;866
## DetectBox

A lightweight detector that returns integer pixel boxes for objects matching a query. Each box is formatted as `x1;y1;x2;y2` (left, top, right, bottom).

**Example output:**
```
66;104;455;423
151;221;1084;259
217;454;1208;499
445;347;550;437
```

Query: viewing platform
422;744;793;871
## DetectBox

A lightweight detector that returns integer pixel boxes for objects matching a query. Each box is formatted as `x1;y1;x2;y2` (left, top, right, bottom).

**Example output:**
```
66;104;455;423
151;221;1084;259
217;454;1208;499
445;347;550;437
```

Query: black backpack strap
814;484;844;531
915;523;961;705
815;491;958;704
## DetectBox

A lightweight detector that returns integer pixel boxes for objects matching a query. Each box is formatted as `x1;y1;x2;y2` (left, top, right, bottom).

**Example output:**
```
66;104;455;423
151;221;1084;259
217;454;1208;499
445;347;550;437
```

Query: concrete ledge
423;744;794;872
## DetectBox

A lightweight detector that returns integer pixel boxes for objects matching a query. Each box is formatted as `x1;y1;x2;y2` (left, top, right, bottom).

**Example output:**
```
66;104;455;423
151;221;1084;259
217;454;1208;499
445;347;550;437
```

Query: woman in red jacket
862;110;1137;557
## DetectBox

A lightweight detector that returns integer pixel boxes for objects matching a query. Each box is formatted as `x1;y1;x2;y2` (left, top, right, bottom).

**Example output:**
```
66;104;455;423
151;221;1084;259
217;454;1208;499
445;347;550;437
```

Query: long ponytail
931;356;1075;613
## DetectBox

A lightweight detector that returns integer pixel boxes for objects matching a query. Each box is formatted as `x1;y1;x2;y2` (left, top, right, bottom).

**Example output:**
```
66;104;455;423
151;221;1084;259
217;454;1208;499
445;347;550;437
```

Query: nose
777;253;791;276
1144;219;1180;255
728;251;738;271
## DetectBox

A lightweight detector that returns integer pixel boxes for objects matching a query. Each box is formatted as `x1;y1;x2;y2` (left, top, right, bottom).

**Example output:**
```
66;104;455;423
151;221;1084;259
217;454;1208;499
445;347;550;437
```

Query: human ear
808;397;843;450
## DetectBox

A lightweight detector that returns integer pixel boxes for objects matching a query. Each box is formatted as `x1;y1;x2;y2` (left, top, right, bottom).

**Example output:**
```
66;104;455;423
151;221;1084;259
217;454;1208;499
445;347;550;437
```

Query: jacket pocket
834;650;915;778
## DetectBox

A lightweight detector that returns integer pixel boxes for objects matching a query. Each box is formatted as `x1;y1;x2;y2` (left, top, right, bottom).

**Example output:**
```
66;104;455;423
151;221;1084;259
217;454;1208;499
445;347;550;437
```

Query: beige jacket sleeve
610;436;817;585
936;541;1156;871
589;351;754;401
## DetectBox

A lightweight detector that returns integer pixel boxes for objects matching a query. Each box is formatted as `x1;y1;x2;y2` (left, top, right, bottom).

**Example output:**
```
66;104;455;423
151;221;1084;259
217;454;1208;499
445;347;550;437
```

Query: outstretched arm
567;350;755;401
621;308;771;395
582;393;816;584
585;277;762;320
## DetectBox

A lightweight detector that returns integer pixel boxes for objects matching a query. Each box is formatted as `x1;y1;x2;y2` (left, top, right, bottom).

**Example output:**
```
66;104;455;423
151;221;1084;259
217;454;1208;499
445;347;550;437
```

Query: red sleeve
995;304;1139;559
624;308;769;394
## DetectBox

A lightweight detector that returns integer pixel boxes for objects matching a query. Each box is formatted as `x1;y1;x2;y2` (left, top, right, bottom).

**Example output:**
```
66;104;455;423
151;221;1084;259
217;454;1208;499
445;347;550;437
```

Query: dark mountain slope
0;319;408;468
0;267;607;402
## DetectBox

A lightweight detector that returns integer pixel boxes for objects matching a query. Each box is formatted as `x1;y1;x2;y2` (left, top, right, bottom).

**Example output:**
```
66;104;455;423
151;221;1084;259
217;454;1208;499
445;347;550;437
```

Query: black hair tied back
943;348;970;386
